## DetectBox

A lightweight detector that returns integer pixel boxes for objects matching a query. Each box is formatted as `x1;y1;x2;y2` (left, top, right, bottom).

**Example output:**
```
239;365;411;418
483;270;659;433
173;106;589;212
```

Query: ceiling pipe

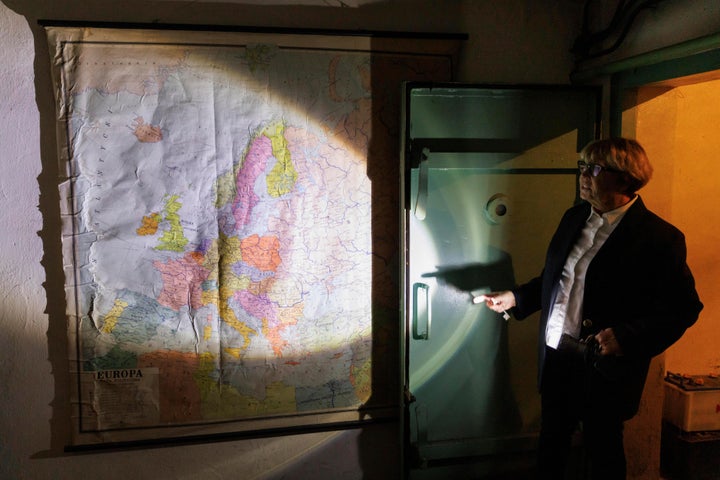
571;30;720;83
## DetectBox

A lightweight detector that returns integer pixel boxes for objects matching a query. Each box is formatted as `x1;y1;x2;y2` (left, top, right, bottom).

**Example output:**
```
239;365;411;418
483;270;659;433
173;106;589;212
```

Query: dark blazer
512;196;702;419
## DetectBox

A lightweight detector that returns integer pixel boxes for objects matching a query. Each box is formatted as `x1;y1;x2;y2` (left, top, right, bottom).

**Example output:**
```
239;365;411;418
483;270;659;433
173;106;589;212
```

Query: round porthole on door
484;193;511;225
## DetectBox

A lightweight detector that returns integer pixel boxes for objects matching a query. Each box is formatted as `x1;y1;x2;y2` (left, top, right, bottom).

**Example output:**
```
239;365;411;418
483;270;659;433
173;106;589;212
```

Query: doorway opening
620;70;720;375
618;68;720;480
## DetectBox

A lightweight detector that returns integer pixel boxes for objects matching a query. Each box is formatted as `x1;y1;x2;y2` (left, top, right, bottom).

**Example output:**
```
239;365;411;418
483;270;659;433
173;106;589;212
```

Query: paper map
46;26;452;442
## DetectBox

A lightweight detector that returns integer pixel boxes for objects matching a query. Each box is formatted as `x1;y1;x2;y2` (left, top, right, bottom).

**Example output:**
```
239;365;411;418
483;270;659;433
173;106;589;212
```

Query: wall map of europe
45;26;453;444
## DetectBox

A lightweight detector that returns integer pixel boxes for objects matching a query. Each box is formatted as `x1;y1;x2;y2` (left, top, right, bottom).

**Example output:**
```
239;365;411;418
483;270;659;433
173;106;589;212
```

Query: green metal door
402;84;599;478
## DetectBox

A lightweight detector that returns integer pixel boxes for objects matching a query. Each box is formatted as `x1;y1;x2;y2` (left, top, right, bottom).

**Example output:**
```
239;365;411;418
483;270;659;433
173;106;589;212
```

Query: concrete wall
626;80;720;377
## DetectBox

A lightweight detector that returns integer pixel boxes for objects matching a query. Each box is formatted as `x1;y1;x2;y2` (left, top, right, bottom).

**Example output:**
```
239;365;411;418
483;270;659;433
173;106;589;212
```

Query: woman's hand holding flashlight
472;291;516;320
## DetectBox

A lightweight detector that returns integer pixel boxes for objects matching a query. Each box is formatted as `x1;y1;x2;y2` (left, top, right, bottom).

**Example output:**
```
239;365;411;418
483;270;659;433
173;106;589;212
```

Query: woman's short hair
581;138;653;194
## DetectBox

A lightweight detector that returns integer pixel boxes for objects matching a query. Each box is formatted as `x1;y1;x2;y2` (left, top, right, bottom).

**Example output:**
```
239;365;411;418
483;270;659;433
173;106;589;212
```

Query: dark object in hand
558;333;619;380
558;333;600;363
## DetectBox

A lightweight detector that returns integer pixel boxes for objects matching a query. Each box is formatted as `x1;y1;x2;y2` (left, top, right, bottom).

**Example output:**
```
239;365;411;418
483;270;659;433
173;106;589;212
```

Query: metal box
663;373;720;432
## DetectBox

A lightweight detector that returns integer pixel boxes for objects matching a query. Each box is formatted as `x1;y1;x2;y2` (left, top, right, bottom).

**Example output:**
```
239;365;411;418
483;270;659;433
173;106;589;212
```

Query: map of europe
49;28;451;438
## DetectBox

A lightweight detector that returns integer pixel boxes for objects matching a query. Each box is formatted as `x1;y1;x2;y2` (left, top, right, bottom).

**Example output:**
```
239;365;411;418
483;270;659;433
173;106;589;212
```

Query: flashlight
472;294;511;321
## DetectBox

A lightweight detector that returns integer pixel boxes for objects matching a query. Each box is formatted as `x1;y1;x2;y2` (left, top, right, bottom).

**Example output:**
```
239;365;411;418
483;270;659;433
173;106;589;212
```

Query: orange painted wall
625;79;720;376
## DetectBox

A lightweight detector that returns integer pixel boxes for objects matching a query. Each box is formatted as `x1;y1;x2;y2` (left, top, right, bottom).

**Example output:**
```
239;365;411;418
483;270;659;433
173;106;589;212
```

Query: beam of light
48;26;454;441
407;167;512;392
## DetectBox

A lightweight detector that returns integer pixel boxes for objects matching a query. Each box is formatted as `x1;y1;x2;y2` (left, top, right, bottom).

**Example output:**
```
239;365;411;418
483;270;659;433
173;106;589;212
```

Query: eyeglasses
577;160;622;177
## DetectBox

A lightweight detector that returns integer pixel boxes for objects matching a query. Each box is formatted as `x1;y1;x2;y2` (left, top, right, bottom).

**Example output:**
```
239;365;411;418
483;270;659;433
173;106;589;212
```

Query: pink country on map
235;288;276;323
232;133;270;227
154;252;211;311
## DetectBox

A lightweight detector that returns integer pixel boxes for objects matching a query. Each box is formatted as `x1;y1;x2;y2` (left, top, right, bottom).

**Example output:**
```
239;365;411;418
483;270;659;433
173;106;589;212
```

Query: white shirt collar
589;195;638;226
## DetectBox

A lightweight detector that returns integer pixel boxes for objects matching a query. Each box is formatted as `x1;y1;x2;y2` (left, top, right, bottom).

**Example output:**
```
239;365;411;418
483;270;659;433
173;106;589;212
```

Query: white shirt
545;197;637;349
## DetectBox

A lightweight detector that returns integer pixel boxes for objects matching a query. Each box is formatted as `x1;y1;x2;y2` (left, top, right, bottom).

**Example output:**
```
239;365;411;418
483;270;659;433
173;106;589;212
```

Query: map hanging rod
37;19;469;41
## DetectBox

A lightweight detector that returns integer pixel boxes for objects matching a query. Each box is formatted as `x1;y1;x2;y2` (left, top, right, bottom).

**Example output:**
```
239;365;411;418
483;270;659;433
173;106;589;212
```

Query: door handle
412;282;431;340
